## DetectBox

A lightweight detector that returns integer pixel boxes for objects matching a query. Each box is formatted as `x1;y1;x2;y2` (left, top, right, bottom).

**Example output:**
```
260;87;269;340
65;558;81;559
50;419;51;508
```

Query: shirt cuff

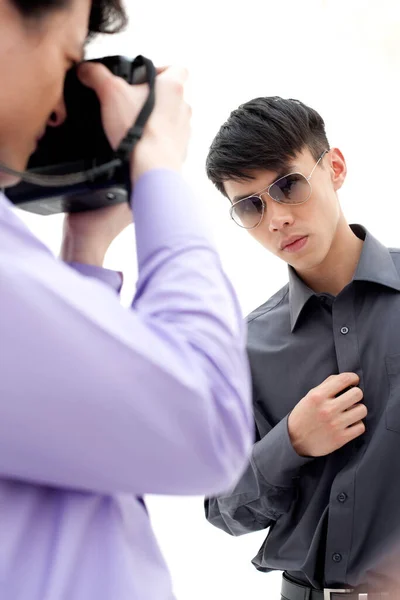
132;169;215;269
252;414;314;488
67;262;123;295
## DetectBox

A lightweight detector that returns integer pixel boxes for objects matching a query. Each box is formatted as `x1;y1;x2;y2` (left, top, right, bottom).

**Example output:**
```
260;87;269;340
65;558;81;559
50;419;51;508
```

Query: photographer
0;1;253;598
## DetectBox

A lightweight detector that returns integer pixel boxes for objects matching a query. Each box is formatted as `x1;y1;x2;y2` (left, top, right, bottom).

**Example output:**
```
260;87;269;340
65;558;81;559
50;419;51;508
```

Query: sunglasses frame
229;149;329;230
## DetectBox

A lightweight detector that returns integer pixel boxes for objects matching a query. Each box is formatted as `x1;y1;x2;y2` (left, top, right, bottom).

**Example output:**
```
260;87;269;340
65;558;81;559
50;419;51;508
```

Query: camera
4;55;155;215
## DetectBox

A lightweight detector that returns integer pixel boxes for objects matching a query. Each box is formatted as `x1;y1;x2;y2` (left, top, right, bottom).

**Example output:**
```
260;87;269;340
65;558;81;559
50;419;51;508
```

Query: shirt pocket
385;354;400;433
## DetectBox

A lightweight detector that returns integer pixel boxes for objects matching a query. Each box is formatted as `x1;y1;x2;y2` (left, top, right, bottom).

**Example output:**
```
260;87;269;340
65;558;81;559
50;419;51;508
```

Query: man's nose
47;98;67;128
266;198;295;232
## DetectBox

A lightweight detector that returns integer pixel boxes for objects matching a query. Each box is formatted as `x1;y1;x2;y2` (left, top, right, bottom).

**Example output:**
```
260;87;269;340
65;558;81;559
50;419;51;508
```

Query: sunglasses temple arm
307;149;329;180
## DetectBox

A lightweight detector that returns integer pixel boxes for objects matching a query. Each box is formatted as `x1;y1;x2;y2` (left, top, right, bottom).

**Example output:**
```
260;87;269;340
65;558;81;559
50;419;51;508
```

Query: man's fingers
156;66;170;75
157;66;189;85
343;420;366;443
323;372;360;399
339;403;368;427
77;62;115;93
336;386;364;410
78;63;189;107
78;63;189;96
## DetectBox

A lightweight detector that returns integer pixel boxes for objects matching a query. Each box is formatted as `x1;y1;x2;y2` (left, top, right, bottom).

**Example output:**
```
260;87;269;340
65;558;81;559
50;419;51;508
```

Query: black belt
282;573;393;600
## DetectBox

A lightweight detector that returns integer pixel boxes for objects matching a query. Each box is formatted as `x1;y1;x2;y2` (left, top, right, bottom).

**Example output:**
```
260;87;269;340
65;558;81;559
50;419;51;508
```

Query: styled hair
11;0;127;36
206;96;330;197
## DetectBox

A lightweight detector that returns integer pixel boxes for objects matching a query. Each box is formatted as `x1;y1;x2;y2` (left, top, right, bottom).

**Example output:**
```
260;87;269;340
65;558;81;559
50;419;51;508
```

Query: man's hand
288;373;367;457
77;62;191;182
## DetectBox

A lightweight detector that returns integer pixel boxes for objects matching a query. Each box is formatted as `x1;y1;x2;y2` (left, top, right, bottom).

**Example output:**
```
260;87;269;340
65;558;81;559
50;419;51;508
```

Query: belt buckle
323;589;358;600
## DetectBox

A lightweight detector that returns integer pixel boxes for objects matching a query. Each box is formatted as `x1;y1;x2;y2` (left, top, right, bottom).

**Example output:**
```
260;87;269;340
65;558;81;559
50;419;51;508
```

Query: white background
15;1;400;598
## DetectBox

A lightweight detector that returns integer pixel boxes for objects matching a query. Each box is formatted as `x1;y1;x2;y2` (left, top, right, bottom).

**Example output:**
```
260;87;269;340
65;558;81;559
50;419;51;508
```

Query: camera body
5;56;148;215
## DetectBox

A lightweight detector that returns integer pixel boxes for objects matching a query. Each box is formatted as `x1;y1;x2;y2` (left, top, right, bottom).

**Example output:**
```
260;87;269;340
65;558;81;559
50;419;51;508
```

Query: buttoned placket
323;284;365;586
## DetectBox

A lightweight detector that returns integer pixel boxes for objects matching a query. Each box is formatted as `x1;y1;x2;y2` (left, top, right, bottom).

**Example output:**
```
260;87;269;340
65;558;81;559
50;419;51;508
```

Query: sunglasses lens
269;173;311;204
231;196;263;228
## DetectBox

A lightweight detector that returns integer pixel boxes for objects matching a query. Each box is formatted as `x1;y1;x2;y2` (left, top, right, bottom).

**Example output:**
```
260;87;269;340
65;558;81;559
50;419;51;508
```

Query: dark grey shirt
206;225;400;590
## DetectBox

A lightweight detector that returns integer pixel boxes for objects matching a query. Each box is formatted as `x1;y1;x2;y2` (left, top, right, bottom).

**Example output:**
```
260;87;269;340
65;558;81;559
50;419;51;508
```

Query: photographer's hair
11;0;127;36
206;97;330;197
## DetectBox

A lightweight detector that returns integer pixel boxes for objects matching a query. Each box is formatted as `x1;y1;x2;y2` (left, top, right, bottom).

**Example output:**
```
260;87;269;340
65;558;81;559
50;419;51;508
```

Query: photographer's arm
60;201;129;292
0;169;253;496
66;263;123;294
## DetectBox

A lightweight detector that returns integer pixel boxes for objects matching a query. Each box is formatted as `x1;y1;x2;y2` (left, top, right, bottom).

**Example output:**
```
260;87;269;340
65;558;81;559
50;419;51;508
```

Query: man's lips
280;235;308;252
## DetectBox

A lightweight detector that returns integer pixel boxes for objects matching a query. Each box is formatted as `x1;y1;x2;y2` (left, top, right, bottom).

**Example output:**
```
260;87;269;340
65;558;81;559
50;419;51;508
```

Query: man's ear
329;148;347;191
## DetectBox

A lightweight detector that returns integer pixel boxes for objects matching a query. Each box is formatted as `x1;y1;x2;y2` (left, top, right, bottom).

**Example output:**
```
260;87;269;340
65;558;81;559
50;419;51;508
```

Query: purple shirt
0;170;253;600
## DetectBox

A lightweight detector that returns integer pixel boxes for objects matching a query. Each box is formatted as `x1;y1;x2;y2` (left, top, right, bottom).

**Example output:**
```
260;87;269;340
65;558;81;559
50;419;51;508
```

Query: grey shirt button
332;553;343;563
337;493;348;503
341;326;349;335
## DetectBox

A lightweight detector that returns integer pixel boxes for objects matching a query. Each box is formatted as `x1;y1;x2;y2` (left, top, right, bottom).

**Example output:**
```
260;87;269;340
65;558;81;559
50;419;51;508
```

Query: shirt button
337;493;348;503
332;553;343;563
340;326;349;335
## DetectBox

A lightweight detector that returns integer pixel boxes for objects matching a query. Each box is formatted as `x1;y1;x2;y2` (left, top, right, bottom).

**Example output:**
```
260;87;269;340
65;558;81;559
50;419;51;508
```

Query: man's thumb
77;62;113;93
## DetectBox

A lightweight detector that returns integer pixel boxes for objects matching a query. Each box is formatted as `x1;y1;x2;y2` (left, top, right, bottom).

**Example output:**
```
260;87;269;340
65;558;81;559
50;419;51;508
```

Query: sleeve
67;262;123;295
0;170;253;497
205;407;314;536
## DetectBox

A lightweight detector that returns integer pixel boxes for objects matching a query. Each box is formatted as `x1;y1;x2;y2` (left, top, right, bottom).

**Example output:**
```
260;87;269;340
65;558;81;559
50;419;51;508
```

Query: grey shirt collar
288;224;400;331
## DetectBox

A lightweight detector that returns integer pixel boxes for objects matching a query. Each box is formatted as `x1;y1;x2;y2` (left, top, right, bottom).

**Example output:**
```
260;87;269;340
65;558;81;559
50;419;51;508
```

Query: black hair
206;96;330;197
11;0;127;36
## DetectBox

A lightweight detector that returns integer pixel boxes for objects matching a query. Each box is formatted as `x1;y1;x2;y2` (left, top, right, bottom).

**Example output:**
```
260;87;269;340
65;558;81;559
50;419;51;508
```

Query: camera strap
116;55;156;162
0;55;156;187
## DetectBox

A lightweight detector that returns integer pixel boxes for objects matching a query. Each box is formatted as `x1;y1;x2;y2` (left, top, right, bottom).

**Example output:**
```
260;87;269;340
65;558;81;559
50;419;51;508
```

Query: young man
205;96;400;599
0;1;253;598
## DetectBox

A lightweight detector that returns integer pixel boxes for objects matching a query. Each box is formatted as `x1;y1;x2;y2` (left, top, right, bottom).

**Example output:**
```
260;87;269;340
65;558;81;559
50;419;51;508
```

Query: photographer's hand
60;62;191;267
78;62;191;182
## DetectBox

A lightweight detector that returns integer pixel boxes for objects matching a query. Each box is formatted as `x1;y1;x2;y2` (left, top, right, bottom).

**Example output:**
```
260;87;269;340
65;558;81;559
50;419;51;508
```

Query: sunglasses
229;150;329;229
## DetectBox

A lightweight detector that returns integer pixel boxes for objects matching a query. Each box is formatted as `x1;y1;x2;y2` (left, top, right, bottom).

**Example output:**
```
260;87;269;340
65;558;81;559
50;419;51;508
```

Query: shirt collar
288;224;400;332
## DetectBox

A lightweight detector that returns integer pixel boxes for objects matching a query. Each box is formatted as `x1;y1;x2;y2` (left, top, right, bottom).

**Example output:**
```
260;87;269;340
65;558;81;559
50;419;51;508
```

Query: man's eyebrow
231;163;296;203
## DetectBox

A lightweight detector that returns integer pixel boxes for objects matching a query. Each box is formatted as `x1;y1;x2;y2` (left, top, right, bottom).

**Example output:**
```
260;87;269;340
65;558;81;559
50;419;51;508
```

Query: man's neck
296;218;364;296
